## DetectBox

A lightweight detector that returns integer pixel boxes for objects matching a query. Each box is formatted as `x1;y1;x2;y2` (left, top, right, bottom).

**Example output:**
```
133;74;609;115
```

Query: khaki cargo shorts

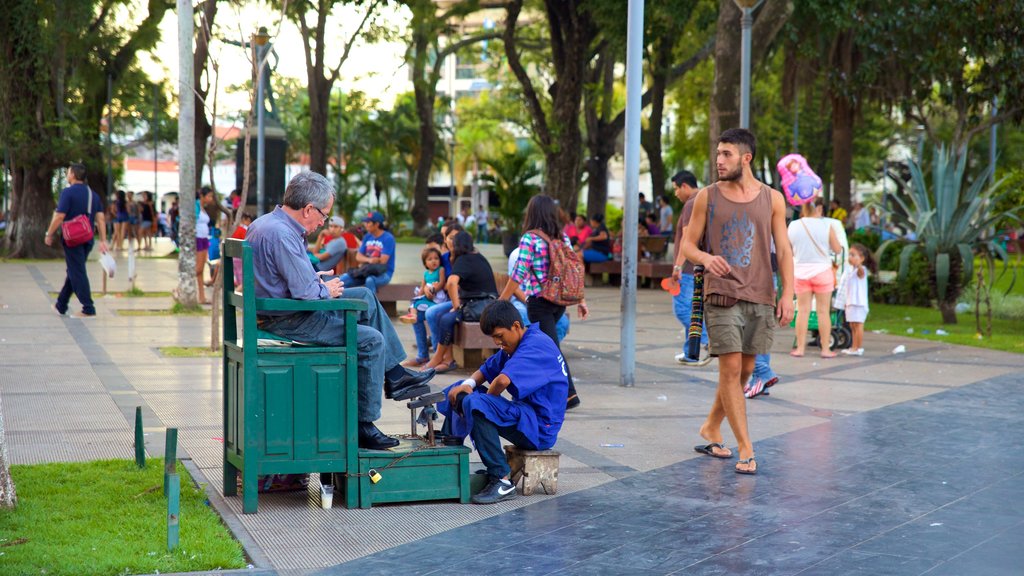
705;300;776;356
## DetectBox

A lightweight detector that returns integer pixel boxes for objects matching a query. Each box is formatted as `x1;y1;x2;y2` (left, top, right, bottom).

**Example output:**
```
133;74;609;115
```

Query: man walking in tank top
681;129;795;475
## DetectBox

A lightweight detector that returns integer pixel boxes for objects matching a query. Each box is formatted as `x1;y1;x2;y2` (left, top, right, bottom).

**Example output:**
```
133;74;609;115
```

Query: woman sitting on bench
422;231;497;374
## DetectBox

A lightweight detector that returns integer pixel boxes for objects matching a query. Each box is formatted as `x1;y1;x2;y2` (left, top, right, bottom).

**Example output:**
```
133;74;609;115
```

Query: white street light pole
620;0;645;387
254;28;270;216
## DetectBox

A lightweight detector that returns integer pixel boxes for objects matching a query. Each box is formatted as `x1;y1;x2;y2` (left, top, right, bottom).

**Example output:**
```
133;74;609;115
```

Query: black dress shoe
358;422;399;450
385;367;436;400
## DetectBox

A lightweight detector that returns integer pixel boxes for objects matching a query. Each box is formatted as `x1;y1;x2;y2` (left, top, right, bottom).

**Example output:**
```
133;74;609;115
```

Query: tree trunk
0;395;16;509
830;92;854;207
709;0;793;174
193;0;217;189
938;299;958;324
3;163;59;259
504;0;594;209
176;0;199;308
412;84;437;233
584;153;611;214
642;34;671;197
583;47;616;214
308;75;332;176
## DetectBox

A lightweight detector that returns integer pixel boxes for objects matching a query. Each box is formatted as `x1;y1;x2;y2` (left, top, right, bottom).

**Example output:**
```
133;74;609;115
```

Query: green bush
849;230;933;307
605;204;624;234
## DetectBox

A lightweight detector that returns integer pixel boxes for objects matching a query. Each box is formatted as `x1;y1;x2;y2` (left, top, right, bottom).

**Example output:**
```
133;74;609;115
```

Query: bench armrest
254;297;369;313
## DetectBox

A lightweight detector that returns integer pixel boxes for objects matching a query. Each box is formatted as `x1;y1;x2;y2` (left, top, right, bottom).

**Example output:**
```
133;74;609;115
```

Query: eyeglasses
311;205;329;222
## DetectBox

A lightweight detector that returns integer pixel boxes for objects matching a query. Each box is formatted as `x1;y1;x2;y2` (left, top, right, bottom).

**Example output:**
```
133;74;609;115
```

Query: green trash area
0;459;246;576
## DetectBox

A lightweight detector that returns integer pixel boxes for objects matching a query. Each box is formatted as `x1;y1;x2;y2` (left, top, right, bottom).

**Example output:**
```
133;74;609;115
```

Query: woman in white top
787;198;842;357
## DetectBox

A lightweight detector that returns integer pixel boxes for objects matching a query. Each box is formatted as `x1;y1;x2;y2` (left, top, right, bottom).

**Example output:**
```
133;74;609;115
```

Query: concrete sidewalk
2;238;1022;575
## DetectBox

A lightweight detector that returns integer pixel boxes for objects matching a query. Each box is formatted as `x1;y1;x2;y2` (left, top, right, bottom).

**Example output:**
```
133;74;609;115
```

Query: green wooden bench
222;239;471;513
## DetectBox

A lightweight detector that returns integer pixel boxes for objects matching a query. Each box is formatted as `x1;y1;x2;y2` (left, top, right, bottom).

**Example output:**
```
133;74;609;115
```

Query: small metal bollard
164;428;178;496
134;407;145;468
166;472;180;551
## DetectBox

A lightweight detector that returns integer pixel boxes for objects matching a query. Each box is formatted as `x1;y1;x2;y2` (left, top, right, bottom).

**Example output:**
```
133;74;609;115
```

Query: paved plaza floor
1;238;1022;575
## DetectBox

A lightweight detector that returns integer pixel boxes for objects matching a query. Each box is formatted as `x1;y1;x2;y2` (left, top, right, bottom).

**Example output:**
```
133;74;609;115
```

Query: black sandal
694;442;732;459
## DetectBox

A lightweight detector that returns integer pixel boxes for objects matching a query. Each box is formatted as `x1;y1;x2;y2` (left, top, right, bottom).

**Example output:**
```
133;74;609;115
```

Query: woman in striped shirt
499;195;588;409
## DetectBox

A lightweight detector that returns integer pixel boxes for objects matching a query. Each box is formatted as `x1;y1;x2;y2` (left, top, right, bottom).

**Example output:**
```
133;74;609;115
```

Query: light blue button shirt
246;206;328;315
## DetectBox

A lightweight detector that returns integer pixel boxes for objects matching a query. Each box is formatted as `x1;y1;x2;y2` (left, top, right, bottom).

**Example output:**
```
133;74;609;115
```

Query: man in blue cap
340;211;396;294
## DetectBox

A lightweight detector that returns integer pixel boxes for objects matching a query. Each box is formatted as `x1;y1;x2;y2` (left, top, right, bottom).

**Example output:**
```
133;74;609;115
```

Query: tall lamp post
736;0;759;129
254;27;271;216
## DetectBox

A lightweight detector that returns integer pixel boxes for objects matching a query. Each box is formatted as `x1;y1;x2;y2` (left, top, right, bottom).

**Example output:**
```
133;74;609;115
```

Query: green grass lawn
160;346;221;358
0;459;246;576
868;303;1023;354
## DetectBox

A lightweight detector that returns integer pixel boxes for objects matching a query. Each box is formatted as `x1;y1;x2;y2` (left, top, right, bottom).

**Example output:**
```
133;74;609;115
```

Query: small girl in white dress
836;243;877;356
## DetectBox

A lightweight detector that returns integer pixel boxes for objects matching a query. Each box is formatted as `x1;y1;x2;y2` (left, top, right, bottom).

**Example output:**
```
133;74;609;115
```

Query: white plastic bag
99;252;116;278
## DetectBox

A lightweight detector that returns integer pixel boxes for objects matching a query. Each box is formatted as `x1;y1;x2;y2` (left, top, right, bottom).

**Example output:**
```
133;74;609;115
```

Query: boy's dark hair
240;212;255;222
850;243;878;274
480;299;522;335
425;232;444;245
718;128;757;161
421;245;442;266
589;213;605;225
671;170;697;188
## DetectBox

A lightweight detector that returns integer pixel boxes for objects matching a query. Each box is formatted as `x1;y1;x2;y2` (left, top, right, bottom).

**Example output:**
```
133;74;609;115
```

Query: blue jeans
673;273;708;353
339;271;392;295
56;240;95;315
752;354;776;383
425;301;453;353
412;309;430;361
257;286;406;422
752;273;779;384
477;223;489;244
437;308;463;346
583;249;611;263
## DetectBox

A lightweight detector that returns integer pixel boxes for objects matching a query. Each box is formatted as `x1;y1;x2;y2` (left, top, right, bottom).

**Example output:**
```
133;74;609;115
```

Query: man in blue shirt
339;211;395;294
44;163;108;317
437;300;568;504
312;216;350;272
245;171;435;450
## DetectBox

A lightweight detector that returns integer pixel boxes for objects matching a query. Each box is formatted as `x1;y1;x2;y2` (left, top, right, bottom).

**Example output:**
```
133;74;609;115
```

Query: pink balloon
777;153;822;206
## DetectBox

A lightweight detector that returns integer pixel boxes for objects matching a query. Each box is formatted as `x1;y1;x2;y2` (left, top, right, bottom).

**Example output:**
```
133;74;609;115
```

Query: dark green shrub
849;230;933;307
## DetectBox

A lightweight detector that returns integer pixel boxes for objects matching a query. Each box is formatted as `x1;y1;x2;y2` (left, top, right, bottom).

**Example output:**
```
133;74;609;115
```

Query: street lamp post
735;0;759;129
254;27;270;216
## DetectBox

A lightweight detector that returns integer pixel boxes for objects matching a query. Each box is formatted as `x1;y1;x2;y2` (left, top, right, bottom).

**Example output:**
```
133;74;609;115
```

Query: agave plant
886;145;1022;324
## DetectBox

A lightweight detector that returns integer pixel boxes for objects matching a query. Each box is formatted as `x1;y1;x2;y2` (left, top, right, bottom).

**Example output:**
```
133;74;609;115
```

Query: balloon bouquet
776;153;822;206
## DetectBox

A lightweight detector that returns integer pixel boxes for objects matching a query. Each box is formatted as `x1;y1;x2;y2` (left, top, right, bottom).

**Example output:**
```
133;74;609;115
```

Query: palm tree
479;146;543;255
887;146;1022;324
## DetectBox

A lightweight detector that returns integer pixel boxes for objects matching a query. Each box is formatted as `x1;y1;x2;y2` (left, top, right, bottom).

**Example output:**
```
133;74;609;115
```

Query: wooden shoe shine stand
221;239;470;513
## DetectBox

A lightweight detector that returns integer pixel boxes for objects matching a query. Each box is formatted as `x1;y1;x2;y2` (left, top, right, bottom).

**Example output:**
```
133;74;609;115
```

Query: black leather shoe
358;422;399;450
385;367;436;400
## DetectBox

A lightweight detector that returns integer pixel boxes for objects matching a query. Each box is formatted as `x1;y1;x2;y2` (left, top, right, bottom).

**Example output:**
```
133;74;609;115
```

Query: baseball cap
329;216;345;227
362;211;385;224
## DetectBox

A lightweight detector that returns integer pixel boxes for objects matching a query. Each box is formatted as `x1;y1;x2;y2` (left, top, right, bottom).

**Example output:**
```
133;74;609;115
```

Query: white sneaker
675;350;712;367
840;348;863;356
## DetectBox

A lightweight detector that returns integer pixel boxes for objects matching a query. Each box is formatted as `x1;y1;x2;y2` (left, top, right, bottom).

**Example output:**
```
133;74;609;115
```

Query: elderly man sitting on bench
246;171;435;450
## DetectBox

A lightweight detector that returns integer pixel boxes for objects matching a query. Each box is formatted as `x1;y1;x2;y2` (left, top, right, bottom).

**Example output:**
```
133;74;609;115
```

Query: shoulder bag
62;188;95;247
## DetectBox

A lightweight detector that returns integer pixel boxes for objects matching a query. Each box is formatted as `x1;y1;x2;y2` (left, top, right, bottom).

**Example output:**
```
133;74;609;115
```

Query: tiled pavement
1;238;1022;575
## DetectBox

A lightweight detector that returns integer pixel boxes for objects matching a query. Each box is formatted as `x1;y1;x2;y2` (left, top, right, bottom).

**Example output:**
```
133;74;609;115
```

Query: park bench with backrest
221;239;471;512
